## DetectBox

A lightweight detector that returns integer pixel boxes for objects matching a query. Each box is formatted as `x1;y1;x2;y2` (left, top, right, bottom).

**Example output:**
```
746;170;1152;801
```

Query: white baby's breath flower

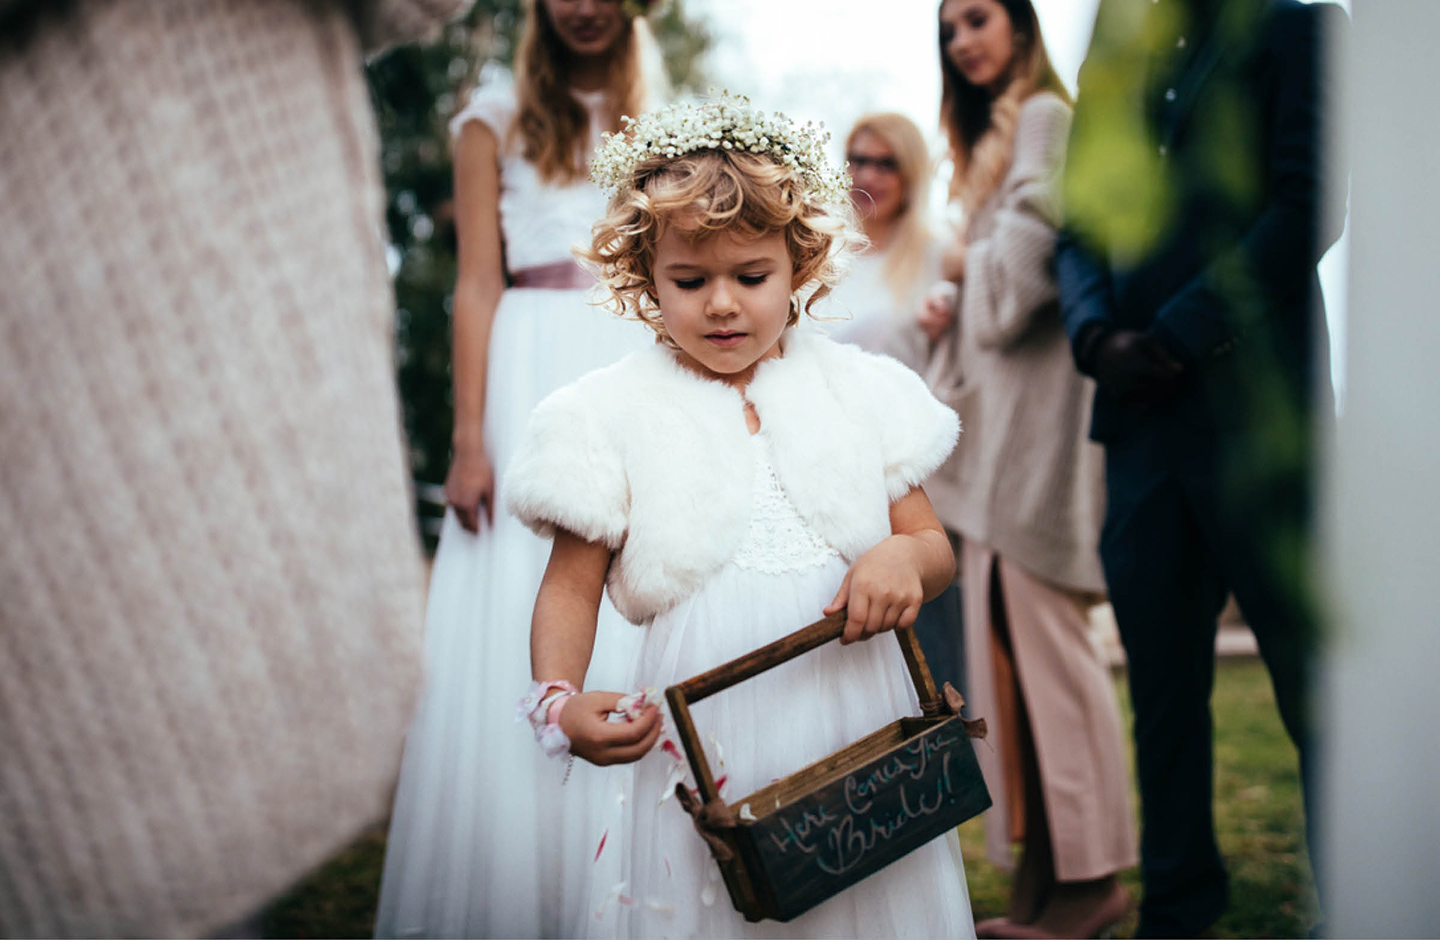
588;91;850;210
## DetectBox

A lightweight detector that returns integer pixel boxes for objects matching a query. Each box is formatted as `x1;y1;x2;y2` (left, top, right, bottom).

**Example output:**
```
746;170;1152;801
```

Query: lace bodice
732;435;843;574
448;75;609;272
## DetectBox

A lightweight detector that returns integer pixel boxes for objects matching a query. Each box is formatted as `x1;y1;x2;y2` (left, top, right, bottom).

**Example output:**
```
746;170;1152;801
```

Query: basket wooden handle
673;611;844;702
665;611;947;806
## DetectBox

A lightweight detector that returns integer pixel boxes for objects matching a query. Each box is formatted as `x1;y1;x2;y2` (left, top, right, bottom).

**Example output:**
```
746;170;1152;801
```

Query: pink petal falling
594;881;628;920
708;729;726;768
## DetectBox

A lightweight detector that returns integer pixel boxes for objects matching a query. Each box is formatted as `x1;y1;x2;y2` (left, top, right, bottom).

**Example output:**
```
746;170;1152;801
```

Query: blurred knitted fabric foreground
0;1;464;935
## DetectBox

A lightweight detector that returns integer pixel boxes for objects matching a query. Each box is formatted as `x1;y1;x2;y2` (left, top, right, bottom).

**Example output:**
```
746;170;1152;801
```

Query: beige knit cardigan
0;2;464;936
925;91;1107;595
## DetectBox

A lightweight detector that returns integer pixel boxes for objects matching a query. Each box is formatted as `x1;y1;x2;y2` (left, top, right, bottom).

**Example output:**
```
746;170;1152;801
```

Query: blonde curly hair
580;148;857;344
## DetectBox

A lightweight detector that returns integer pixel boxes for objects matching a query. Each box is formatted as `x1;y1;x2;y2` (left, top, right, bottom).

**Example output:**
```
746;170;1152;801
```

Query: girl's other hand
444;444;495;533
823;538;926;645
918;282;958;343
561;691;663;766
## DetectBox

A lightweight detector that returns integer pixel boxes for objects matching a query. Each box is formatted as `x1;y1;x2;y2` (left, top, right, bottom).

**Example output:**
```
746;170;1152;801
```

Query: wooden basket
665;611;991;923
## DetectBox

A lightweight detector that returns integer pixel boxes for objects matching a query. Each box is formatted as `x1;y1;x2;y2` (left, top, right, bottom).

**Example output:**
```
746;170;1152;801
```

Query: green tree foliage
366;2;711;538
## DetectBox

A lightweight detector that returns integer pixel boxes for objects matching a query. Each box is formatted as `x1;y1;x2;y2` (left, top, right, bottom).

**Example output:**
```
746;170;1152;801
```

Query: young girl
921;1;1136;937
375;2;660;937
507;95;978;939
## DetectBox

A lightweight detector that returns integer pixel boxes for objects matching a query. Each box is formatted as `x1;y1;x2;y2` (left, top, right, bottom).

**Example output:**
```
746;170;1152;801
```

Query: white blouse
448;75;610;272
818;240;941;372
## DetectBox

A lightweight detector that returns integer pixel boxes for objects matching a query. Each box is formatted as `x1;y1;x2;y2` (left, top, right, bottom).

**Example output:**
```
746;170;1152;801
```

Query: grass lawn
958;658;1316;939
262;657;1315;939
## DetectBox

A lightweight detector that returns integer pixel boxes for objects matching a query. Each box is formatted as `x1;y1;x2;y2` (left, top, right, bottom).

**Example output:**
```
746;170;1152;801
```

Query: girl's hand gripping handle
824;539;926;645
824;487;955;645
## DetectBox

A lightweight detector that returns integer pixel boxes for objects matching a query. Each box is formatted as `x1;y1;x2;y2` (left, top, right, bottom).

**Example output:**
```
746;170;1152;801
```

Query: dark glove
1090;328;1189;406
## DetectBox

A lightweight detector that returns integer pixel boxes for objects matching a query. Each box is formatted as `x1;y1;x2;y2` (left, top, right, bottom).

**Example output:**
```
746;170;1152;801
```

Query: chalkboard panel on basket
665;611;991;923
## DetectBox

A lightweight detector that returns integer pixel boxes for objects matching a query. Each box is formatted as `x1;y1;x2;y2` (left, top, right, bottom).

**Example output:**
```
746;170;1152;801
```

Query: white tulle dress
374;78;650;939
592;434;976;939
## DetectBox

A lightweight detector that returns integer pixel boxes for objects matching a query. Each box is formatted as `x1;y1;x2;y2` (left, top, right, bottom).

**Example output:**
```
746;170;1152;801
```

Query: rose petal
594;829;608;863
657;761;687;806
613;687;660;722
593;880;628;920
707;730;725;769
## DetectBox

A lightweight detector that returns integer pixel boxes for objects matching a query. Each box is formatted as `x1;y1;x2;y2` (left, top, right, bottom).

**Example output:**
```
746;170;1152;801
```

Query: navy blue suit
1057;0;1346;933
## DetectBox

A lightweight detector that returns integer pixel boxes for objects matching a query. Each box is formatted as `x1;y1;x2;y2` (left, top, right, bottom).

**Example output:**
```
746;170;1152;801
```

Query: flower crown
589;92;851;209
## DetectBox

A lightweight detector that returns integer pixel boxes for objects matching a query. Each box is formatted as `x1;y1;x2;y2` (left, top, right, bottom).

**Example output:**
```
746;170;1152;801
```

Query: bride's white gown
374;79;650;939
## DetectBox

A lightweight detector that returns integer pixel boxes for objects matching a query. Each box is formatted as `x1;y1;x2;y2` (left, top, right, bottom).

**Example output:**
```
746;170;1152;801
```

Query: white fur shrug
504;328;960;625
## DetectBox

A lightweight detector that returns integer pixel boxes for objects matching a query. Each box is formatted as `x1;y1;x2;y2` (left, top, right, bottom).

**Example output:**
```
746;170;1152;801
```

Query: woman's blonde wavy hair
846;112;935;306
513;0;648;185
939;0;1069;217
580;149;855;345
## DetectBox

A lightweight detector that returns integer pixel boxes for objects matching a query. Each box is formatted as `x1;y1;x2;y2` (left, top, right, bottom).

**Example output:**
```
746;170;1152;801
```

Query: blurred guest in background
825;111;940;372
373;1;661;937
0;1;464;936
922;1;1137;937
1057;0;1347;935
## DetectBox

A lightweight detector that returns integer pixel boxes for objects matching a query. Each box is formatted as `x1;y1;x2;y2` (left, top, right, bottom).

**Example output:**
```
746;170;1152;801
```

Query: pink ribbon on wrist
520;680;579;758
545;692;573;726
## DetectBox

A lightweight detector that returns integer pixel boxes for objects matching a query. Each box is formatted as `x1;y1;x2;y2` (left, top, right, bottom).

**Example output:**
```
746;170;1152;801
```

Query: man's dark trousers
1100;411;1317;936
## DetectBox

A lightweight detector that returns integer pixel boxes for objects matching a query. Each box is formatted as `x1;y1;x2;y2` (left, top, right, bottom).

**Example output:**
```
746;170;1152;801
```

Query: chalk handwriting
759;730;964;878
814;751;956;875
767;804;838;855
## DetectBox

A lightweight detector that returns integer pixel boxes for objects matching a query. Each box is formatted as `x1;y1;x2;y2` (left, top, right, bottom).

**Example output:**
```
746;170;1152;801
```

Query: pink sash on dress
510;260;595;290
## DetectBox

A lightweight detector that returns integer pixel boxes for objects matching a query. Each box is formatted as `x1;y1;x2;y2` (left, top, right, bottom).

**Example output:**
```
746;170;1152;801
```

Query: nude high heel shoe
977;880;1131;939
